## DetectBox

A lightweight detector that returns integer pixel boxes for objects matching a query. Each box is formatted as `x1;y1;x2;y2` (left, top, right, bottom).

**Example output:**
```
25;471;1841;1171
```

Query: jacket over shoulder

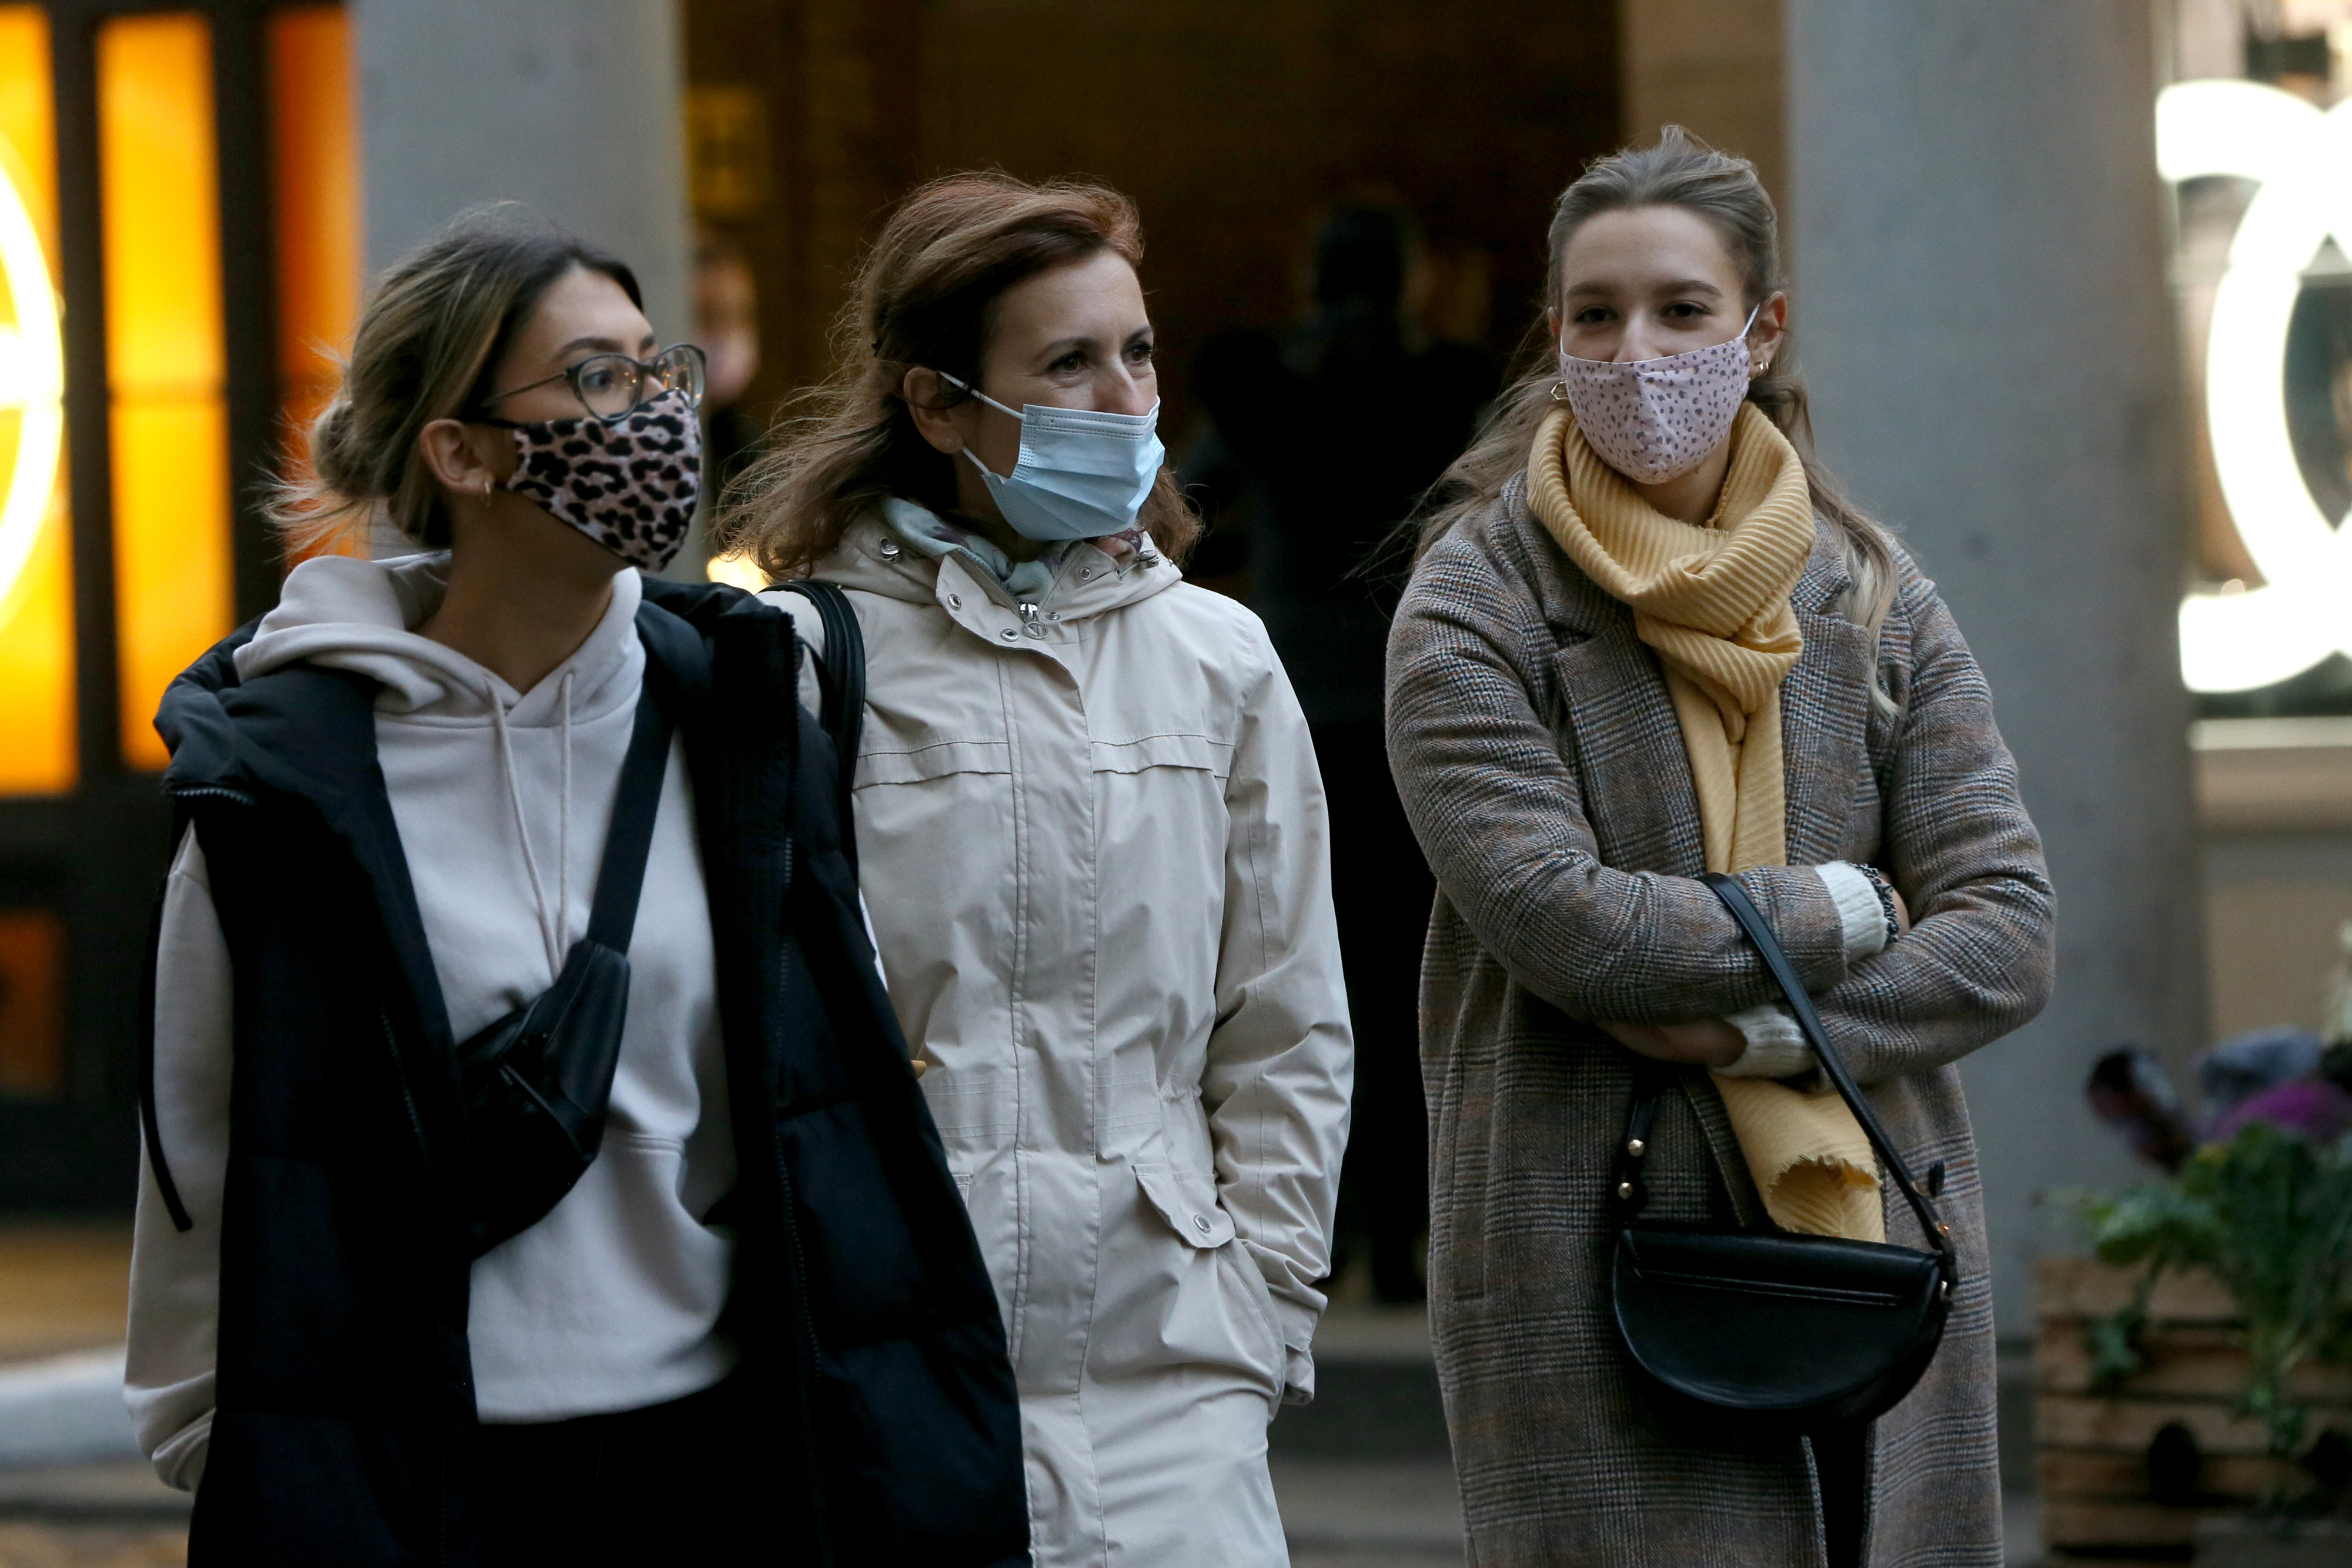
136;571;1030;1568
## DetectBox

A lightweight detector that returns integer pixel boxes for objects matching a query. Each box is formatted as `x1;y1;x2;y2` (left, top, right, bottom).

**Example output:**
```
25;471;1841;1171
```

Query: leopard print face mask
501;389;702;573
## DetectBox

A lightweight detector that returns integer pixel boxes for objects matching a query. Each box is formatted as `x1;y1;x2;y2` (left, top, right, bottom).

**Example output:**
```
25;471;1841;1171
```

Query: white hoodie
125;553;737;1490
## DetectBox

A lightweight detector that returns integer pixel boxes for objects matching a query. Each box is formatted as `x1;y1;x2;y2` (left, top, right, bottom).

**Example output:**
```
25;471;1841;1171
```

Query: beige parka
763;500;1353;1568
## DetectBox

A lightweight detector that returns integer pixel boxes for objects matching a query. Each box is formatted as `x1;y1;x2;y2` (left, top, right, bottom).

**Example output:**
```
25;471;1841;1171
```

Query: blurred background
0;1;2346;1563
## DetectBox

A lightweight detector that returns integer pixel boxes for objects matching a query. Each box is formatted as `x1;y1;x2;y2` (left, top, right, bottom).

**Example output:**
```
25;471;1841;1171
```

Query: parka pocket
1088;731;1233;780
854;737;1010;790
1131;1161;1285;1403
1133;1158;1234;1248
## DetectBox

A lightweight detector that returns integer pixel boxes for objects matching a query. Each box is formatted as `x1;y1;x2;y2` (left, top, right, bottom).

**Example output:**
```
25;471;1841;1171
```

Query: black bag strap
1609;1055;1675;1229
773;579;865;868
1691;872;1956;1275
583;653;679;952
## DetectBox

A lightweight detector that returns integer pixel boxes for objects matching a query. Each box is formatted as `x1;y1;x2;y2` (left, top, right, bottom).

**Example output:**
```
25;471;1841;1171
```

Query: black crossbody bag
453;658;676;1259
1608;872;1959;1430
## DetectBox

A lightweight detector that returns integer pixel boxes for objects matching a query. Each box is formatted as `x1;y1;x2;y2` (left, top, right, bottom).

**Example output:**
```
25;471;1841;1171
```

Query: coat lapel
1551;618;1709;878
1780;529;1872;867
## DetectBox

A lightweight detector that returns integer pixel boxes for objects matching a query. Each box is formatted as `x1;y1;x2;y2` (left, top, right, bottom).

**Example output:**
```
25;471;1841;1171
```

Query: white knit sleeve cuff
1817;861;1889;961
1719;1002;1815;1078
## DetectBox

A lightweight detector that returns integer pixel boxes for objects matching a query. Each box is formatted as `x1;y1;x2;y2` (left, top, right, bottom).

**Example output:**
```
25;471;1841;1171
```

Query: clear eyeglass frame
477;342;708;424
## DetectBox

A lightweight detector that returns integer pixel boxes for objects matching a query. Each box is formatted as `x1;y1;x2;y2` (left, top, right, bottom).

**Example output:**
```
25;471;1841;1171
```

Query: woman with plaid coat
1385;132;2054;1566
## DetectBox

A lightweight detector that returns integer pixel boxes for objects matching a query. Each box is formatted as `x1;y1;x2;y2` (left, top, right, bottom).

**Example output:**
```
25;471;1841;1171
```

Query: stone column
1785;1;2201;1337
352;0;691;344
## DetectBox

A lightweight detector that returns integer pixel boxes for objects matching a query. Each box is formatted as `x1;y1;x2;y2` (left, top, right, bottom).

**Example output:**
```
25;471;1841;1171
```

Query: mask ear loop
934;369;1028;423
933;369;1028;481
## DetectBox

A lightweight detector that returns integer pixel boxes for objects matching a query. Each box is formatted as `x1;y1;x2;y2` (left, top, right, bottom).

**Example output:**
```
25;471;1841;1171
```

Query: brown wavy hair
1416;128;1900;681
723;171;1200;579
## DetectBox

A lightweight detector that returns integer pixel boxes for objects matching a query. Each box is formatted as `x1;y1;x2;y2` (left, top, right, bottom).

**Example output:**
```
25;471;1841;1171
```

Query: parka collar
810;499;1184;646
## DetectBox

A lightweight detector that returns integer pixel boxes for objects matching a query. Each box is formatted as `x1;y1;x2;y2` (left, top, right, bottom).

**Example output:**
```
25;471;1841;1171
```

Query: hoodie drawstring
557;670;573;948
489;671;574;983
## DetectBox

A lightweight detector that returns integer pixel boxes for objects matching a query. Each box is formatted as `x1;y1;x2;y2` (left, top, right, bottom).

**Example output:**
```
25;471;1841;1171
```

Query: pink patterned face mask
1555;305;1760;484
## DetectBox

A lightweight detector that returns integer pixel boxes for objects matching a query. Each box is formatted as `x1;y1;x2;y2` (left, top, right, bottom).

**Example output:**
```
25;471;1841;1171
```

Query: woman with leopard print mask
727;172;1354;1568
125;208;1026;1567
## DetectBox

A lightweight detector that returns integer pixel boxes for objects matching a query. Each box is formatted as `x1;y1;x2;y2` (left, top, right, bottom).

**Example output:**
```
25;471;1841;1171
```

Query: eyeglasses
475;343;707;423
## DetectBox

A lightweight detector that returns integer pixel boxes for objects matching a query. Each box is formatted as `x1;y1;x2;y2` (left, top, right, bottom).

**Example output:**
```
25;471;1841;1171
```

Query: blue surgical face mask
938;372;1164;541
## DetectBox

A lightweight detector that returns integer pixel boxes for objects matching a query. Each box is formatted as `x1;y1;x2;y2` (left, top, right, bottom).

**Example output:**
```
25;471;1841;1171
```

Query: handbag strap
1613;874;1956;1283
1702;872;1955;1274
581;647;679;952
774;579;866;872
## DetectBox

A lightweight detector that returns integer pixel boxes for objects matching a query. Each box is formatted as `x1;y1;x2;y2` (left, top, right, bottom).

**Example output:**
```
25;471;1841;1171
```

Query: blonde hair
723;171;1200;579
1419;128;1902;683
269;204;642;557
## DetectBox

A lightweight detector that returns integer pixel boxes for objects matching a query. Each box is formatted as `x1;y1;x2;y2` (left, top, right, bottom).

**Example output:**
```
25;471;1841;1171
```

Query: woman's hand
1596;1017;1748;1069
1890;885;1912;933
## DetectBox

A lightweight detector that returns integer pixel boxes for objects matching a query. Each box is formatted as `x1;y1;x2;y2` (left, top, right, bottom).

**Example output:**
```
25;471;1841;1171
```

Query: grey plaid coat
1385;477;2054;1567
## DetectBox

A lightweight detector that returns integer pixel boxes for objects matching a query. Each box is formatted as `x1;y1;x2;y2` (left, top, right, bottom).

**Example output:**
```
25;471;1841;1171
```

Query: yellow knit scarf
1529;403;1883;1242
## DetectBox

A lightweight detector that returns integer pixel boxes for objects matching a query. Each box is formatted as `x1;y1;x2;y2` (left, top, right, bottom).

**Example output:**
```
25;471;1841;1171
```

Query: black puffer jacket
147;577;1028;1567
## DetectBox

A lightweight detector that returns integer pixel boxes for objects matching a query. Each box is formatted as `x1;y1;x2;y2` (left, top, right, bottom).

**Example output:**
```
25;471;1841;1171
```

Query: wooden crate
2035;1256;2352;1562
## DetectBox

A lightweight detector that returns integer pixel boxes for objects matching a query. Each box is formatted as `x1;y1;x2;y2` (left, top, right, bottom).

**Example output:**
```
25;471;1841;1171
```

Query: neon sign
2161;79;2352;691
0;132;59;614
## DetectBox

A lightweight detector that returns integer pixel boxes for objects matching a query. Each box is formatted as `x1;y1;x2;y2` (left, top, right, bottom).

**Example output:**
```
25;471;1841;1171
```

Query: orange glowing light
270;6;356;487
100;12;230;772
0;4;72;797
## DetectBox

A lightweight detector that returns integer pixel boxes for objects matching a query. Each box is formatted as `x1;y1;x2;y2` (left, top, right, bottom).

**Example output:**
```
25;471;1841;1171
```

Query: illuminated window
100;13;230;772
0;6;357;1132
0;5;71;796
270;5;356;510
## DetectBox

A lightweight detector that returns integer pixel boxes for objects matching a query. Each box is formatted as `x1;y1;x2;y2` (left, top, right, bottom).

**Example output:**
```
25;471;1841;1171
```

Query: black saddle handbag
1608;871;1959;1430
452;657;676;1259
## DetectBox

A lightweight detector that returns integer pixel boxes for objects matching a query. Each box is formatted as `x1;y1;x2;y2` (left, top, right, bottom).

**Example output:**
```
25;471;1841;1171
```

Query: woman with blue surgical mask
725;172;1353;1568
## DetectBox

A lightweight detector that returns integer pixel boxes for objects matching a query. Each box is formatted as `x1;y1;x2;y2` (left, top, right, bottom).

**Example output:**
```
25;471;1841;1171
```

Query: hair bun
305;399;369;494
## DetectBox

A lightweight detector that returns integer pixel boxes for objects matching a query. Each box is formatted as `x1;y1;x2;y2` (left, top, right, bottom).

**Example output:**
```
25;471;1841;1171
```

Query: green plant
2080;1125;2352;1467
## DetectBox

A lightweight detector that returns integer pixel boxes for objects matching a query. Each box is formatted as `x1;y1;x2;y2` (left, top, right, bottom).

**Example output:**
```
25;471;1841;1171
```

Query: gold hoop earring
1548;380;1570;404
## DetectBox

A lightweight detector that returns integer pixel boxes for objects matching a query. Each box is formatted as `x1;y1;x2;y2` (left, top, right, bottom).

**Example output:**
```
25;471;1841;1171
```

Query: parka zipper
1017;600;1045;639
378;1008;430;1174
170;784;255;808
